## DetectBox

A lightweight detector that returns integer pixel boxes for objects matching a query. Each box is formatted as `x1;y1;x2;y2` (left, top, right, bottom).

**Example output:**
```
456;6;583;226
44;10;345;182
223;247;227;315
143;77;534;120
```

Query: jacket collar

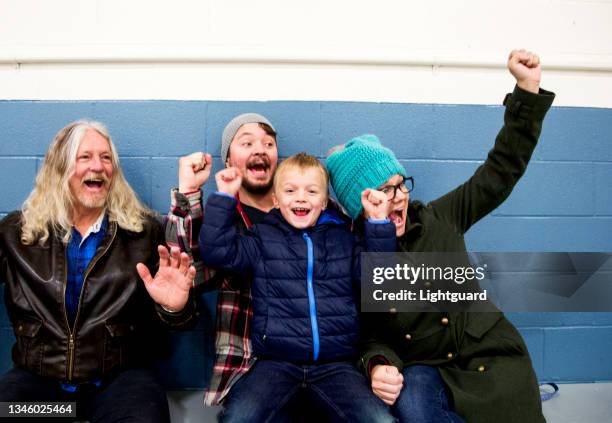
262;208;349;235
400;201;424;242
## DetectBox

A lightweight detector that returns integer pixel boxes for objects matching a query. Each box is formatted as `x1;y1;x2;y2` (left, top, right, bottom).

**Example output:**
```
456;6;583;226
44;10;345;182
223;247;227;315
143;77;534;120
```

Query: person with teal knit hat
325;49;554;423
327;134;407;220
327;134;414;238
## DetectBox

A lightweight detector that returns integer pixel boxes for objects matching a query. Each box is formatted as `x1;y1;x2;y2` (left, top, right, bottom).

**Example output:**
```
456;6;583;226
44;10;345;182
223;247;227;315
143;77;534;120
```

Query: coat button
389;307;397;314
405;333;412;341
18;325;23;332
478;365;486;372
446;352;454;360
441;317;449;326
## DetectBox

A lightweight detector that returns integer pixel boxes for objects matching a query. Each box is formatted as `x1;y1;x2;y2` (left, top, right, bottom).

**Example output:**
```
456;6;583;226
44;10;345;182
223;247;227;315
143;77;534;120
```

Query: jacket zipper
302;232;320;361
63;223;117;382
67;334;75;380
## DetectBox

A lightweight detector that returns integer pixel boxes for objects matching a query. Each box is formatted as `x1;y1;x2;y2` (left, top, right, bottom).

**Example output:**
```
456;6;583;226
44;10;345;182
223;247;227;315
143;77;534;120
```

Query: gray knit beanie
221;113;276;164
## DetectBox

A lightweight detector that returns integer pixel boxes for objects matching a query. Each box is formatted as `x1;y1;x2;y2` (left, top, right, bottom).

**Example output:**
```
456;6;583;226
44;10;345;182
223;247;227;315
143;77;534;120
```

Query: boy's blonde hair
273;152;329;195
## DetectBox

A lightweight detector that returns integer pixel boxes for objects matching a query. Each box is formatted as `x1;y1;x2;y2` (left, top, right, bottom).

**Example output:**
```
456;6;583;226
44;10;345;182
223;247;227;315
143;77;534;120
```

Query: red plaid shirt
165;189;256;406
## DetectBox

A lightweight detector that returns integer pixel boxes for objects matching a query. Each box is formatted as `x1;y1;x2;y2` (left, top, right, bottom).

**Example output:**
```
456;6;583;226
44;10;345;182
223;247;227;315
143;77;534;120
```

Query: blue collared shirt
65;213;108;327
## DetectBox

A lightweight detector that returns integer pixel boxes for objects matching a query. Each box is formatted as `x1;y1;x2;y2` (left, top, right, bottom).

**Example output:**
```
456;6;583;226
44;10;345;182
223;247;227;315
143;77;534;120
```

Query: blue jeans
393;365;465;423
0;366;170;423
220;359;395;423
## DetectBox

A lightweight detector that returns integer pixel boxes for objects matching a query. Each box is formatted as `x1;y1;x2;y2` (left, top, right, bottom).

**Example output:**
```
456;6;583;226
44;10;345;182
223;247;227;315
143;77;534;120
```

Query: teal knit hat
326;134;406;220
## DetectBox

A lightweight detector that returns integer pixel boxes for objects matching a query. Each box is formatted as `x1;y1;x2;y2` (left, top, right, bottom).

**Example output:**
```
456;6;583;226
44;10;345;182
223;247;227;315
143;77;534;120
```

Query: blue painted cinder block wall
1;99;611;386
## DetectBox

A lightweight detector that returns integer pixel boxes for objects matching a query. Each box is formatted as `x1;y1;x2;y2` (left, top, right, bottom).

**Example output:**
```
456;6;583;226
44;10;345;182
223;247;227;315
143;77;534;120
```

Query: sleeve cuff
504;85;555;121
214;191;237;199
161;305;182;313
171;188;203;215
156;297;199;328
367;355;391;375
367;217;391;224
207;191;238;210
360;348;403;376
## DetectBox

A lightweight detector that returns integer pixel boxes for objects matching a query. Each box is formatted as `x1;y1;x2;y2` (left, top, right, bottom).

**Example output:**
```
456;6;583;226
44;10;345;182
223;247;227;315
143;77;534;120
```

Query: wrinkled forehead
76;129;112;152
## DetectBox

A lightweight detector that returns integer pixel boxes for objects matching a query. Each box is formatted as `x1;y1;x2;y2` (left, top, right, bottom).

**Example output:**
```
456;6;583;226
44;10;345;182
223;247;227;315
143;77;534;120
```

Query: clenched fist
215;167;243;196
371;364;404;405
179;152;213;193
361;189;390;220
508;49;541;94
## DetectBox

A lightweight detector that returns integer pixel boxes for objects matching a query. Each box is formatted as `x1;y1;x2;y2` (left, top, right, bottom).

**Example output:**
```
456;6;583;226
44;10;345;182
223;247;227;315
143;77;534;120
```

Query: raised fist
215;167;243;196
508;49;541;94
361;189;390;220
178;152;213;193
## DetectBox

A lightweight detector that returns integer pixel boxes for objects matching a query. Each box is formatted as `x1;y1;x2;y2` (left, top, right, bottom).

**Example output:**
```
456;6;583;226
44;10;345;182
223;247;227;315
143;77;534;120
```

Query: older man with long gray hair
0;120;195;422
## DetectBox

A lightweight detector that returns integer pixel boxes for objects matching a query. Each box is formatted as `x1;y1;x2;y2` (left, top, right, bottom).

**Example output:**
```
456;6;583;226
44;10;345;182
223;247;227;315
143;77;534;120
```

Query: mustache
80;172;111;184
246;155;271;168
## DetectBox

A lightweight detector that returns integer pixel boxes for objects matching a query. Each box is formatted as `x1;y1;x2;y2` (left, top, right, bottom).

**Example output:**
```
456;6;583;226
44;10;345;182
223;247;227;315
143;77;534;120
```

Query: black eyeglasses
379;176;414;200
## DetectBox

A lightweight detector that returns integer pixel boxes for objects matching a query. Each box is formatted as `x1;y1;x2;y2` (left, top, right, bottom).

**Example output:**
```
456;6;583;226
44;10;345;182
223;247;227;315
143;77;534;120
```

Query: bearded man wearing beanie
164;113;281;410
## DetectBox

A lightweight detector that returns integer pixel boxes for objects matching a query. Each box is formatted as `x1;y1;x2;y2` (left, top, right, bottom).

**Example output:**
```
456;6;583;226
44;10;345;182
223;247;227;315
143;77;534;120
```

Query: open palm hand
136;245;195;312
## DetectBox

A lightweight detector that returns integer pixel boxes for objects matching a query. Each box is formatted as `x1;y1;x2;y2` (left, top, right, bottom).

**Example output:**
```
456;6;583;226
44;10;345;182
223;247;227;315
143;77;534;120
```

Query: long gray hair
20;120;150;245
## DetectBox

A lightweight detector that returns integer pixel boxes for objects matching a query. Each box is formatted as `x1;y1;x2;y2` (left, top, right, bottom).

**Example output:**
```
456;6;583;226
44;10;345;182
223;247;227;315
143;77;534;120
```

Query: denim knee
393;365;464;423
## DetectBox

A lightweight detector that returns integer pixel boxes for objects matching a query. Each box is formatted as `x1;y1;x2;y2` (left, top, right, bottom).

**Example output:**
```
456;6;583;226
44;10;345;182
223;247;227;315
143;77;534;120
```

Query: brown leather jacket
0;211;193;383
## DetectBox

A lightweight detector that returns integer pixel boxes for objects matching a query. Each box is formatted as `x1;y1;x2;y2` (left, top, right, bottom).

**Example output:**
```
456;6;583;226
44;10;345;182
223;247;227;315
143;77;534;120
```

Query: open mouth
83;176;107;191
292;207;311;217
246;159;270;178
388;209;404;226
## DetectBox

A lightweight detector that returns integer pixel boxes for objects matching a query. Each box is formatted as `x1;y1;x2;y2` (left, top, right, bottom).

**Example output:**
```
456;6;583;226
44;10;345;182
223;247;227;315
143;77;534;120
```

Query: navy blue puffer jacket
200;193;395;363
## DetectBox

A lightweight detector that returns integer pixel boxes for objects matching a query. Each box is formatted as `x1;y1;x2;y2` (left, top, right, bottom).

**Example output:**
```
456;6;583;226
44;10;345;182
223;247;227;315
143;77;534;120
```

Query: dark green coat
360;86;555;423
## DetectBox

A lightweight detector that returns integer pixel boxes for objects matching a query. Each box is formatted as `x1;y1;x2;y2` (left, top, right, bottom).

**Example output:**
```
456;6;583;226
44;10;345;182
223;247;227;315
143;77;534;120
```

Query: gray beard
75;193;107;210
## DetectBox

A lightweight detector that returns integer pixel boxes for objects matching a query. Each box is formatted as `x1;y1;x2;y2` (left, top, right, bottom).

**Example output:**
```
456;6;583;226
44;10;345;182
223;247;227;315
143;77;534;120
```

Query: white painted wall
1;0;611;106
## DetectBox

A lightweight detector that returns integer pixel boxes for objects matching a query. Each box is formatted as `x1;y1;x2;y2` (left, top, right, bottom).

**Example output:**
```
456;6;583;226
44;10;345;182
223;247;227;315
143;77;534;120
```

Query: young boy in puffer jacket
200;152;396;422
